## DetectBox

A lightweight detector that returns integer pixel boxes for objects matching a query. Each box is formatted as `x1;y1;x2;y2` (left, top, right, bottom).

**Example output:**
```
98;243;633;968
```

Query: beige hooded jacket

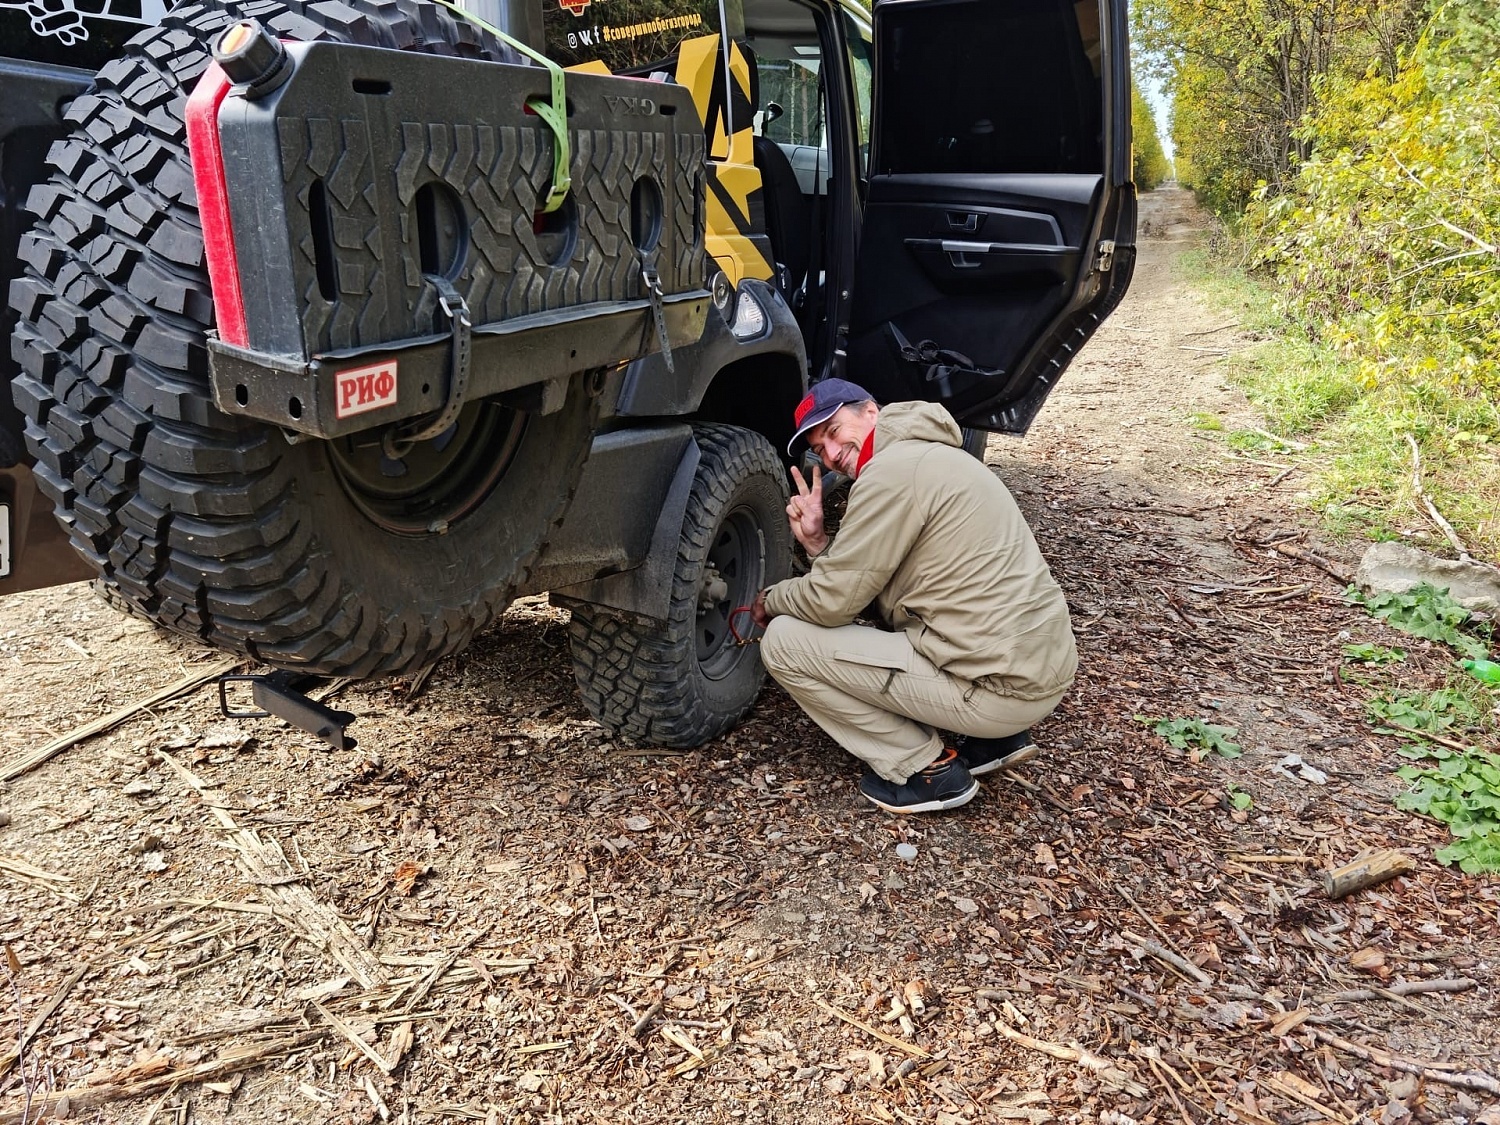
763;401;1077;700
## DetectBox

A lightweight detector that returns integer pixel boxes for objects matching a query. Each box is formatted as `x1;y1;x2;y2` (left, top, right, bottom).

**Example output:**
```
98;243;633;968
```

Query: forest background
1131;0;1499;562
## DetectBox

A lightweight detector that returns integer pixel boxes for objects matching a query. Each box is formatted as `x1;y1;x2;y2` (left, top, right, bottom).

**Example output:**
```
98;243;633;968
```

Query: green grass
1177;246;1500;560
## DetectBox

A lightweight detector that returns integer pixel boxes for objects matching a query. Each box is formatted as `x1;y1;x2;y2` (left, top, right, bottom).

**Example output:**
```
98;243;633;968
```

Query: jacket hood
874;401;963;450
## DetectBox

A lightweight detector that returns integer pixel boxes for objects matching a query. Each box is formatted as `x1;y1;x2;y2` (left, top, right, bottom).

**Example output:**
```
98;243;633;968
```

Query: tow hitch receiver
218;671;357;751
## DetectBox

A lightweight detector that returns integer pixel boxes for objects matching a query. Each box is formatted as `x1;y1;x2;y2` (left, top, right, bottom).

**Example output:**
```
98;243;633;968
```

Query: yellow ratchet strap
428;0;571;212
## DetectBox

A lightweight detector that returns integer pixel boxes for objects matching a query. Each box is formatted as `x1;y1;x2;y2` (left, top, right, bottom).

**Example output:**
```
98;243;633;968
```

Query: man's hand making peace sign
752;464;829;630
786;465;829;559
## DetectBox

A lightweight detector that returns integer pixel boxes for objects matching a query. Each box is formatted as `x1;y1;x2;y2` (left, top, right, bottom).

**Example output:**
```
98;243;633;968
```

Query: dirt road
1;186;1495;1124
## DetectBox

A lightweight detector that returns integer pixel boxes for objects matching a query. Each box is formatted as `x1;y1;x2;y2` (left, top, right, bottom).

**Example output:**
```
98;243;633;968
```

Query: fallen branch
313;1001;396;1074
0;1031;329;1122
1324;977;1476;1003
1378;723;1480;755
0;659;242;782
1249;584;1313;605
157;751;388;989
995;769;1072;815
1311;1028;1500;1097
1252;427;1309;452
1406;433;1471;562
630;1000;663;1042
1099;879;1196;966
1182;321;1240;337
0;964;89;1078
1258;540;1352;586
993;1020;1149;1098
1120;929;1213;986
0;856;73;887
385;928;489;1014
813;998;928;1058
1261;1071;1355;1125
0;855;79;904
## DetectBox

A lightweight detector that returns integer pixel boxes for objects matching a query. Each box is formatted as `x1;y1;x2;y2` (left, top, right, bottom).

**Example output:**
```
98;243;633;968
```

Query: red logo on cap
558;0;590;14
793;393;818;427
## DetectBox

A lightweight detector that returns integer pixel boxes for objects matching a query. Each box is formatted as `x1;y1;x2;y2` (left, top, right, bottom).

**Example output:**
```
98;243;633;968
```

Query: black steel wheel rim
327;401;526;535
696;505;764;679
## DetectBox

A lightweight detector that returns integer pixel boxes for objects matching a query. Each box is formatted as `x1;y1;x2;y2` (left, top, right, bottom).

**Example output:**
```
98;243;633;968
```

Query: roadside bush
1135;0;1425;215
1248;6;1500;398
1234;2;1500;559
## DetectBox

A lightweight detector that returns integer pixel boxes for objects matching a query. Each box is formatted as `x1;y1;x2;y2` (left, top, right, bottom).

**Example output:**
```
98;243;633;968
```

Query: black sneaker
858;749;979;814
955;730;1038;776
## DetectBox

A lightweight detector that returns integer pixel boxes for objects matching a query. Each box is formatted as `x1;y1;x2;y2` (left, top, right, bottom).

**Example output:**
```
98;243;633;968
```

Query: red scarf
854;429;877;476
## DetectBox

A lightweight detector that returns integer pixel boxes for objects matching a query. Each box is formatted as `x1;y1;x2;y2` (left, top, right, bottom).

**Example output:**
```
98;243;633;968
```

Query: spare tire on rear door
7;0;600;677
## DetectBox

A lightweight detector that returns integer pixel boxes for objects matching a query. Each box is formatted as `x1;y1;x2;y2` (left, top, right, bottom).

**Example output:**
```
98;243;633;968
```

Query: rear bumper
207;291;709;440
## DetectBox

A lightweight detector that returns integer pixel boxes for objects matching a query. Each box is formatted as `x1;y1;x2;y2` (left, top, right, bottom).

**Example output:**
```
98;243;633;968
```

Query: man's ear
861;400;881;424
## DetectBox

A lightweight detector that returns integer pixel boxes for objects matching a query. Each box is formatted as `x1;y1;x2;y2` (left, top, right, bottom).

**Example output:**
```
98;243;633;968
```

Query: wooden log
1321;850;1415;899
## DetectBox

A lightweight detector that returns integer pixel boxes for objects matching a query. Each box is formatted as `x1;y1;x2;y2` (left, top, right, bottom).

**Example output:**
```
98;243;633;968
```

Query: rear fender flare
551;438;701;623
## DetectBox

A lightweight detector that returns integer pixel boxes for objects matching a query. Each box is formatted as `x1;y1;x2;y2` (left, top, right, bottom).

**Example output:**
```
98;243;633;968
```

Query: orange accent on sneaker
922;748;959;773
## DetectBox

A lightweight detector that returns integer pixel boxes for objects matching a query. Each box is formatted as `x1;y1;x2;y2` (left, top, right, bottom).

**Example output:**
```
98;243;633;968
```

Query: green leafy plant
1140;716;1243;758
1367;687;1484;734
1343;642;1406;663
1189;412;1225;431
1347;584;1491;661
1395;742;1500;874
1226;785;1254;810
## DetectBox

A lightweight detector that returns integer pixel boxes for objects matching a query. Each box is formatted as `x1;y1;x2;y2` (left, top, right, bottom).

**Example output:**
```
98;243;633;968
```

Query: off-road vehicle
1;0;1136;745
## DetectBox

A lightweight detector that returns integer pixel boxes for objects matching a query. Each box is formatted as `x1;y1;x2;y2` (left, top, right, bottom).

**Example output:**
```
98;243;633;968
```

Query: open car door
845;0;1134;433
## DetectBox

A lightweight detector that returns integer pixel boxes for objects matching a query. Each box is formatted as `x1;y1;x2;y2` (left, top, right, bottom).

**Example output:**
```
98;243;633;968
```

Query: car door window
744;5;828;195
877;0;1103;175
841;11;872;180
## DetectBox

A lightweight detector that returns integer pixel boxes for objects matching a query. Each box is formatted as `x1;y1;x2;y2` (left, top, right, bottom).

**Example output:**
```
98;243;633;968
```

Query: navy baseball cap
787;378;876;456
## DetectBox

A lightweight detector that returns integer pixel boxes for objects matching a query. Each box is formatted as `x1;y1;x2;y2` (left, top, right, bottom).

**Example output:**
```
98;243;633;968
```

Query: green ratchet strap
429;0;571;212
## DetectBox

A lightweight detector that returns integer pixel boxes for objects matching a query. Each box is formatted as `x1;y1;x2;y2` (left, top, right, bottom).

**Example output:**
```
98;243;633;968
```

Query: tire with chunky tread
7;0;599;677
568;425;792;748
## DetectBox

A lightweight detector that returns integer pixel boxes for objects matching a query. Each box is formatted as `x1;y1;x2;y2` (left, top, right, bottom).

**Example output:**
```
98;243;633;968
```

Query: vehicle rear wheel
568;425;793;747
7;0;599;677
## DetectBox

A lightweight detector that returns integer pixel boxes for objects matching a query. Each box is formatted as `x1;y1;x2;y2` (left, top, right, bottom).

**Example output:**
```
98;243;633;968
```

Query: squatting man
748;379;1076;814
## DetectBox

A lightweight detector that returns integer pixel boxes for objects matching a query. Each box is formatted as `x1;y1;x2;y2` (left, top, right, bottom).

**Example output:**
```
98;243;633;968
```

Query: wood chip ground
0;187;1495;1124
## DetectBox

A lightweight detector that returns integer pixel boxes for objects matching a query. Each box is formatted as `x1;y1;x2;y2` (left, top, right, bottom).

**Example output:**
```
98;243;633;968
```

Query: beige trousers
759;616;1067;783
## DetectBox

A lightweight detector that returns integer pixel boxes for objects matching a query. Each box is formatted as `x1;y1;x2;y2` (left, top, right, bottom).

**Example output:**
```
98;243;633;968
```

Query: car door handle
936;240;1071;255
940;240;991;268
903;238;1077;279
